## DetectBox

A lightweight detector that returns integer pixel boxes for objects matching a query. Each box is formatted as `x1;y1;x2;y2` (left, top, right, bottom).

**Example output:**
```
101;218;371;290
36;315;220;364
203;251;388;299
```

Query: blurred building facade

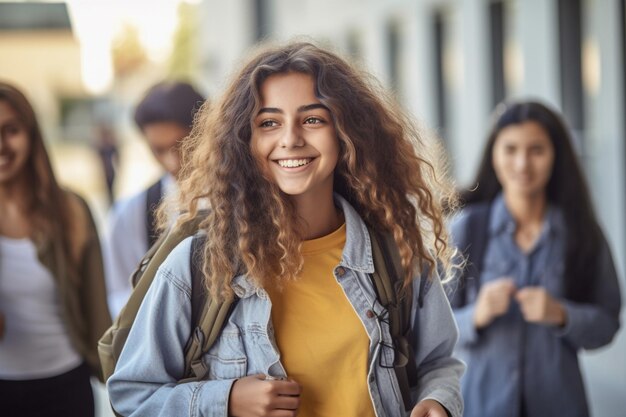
0;2;84;141
0;2;168;218
196;0;626;415
0;2;114;219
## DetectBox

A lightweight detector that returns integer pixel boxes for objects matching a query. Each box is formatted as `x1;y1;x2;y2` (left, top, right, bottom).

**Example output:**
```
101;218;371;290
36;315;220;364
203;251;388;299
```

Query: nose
513;152;529;171
161;149;181;178
279;124;304;149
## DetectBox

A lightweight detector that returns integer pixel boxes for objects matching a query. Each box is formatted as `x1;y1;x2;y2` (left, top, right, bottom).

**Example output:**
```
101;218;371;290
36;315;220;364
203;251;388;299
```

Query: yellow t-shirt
265;224;376;417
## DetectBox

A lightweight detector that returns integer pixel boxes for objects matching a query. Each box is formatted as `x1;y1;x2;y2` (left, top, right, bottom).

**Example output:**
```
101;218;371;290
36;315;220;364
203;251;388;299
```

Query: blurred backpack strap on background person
448;202;491;306
145;178;164;248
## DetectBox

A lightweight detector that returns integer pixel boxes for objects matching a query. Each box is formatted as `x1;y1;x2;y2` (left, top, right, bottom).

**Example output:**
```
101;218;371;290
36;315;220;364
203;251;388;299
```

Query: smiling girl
0;82;111;416
448;101;621;417
107;42;464;417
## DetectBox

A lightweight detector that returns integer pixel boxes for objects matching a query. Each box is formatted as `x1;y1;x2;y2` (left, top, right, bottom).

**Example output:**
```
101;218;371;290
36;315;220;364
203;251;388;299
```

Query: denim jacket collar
230;193;375;298
335;193;375;274
489;192;565;238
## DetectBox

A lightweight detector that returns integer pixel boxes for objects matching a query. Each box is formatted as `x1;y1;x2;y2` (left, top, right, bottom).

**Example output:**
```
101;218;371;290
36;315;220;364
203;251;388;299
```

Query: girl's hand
473;277;517;329
515;286;567;326
410;399;449;417
228;374;301;417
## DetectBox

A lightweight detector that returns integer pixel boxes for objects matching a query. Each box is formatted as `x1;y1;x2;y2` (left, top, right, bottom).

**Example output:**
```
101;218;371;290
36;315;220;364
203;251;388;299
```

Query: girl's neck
0;180;31;239
0;177;29;209
292;191;343;240
503;190;547;227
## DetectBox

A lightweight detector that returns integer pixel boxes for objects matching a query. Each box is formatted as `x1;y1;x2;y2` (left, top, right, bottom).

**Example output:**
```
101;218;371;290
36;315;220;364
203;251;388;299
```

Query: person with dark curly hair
107;42;464;417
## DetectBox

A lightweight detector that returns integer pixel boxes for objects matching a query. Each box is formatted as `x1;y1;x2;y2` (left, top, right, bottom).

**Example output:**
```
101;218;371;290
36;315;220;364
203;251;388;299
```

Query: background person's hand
410;399;450;417
228;374;301;417
515;286;566;326
473;277;517;329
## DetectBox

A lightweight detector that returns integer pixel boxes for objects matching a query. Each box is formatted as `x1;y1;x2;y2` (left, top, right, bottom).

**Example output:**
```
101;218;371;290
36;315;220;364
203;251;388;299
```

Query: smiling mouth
276;158;313;168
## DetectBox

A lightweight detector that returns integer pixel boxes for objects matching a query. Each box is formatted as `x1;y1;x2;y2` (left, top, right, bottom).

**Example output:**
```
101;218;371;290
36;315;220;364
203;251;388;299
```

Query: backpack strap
190;234;207;329
145;178;164;248
466;202;491;284
450;202;491;307
367;227;418;412
181;234;239;382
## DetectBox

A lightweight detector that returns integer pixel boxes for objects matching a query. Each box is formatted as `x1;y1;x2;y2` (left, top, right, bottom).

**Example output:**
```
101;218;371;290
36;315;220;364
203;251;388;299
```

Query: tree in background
111;23;148;78
167;2;198;81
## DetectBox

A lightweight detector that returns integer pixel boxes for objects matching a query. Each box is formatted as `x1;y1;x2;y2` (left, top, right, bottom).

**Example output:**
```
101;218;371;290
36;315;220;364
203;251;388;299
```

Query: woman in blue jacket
107;42;464;417
448;100;621;417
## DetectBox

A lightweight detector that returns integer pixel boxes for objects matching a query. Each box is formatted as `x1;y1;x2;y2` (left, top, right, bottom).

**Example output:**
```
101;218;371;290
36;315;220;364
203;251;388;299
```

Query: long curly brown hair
171;41;456;299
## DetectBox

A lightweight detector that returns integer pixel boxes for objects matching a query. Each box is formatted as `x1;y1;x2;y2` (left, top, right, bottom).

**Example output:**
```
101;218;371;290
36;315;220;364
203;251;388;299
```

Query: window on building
558;0;585;139
59;97;109;143
622;1;626;103
432;9;448;140
489;1;506;107
619;0;626;184
386;20;401;93
252;0;270;41
346;30;363;60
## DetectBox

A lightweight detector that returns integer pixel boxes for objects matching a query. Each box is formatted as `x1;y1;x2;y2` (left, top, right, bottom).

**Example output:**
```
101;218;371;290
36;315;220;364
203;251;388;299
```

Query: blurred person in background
0;81;111;417
447;100;621;417
104;81;205;317
93;123;119;206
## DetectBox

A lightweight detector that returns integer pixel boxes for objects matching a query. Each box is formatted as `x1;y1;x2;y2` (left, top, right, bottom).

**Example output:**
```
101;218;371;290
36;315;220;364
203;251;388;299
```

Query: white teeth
277;158;311;168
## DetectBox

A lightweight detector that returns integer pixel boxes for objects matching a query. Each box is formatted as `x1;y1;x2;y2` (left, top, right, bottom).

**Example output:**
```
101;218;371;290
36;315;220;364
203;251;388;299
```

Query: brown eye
530;146;545;155
504;145;516;154
304;117;323;125
2;123;22;137
259;120;278;128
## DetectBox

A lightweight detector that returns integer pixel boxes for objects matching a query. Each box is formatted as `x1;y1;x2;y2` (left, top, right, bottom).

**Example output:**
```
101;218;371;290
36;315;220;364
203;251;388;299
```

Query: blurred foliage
167;2;198;80
111;23;148;77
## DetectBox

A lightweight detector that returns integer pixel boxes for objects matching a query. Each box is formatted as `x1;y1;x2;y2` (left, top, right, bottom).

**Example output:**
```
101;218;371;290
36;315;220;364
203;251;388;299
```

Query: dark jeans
0;362;94;417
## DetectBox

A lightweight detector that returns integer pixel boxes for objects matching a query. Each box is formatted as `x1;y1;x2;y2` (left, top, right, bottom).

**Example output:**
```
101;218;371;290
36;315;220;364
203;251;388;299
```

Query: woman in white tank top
0;82;111;417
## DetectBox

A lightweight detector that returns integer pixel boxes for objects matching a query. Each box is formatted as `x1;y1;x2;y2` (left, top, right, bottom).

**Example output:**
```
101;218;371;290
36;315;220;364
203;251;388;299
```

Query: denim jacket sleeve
555;234;622;350
107;238;235;417
412;273;465;417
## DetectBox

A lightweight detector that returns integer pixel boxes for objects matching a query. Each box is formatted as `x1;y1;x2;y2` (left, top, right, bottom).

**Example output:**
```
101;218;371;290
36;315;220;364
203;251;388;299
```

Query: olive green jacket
35;191;112;382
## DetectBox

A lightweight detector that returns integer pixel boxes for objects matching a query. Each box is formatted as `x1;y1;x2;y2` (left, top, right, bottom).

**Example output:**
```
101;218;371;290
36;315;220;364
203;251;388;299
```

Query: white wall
579;0;626;413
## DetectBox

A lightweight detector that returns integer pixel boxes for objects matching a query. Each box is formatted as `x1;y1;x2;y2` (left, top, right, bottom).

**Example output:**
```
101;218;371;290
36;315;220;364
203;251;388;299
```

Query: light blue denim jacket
107;195;464;417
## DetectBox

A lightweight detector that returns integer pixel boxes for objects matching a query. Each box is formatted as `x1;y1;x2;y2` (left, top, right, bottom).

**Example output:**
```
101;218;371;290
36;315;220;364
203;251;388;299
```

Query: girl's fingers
272;395;301;411
269;379;302;396
269;410;299;417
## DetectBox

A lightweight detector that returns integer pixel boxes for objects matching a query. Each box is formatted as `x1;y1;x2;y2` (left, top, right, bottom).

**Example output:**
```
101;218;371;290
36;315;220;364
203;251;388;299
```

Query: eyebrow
256;103;330;116
0;117;22;127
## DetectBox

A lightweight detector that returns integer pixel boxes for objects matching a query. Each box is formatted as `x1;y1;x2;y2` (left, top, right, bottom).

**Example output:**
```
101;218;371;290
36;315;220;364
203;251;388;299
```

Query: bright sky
65;0;200;94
